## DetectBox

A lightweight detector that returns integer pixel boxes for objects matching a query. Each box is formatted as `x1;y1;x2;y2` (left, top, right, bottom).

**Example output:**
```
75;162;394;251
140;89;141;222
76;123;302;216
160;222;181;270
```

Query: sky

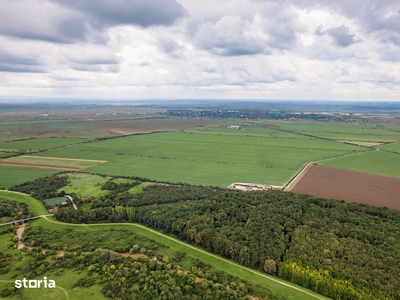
0;0;399;101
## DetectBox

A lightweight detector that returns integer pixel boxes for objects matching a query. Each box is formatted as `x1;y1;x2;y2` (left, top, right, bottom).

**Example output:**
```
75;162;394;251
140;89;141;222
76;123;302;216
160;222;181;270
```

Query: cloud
196;16;268;56
0;1;88;43
0;0;185;44
157;37;185;58
326;26;359;47
52;0;186;28
0;51;45;73
268;25;297;50
60;45;120;72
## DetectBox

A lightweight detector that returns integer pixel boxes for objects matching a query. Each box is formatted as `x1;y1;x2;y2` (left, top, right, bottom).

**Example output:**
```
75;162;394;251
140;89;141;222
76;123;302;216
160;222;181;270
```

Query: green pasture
128;182;153;194
319;150;400;179
0;166;57;189
57;173;110;198
276;120;400;143
31;128;364;186
381;142;400;153
0;151;13;158
0;119;105;140
111;177;137;184
0;137;89;152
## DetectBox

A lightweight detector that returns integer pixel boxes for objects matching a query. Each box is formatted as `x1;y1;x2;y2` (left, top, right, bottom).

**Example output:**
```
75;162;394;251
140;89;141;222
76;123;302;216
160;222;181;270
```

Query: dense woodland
8;175;400;299
10;175;68;200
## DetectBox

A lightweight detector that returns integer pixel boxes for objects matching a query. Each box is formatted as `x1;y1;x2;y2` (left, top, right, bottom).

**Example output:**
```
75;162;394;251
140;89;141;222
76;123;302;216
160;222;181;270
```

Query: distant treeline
166;109;366;121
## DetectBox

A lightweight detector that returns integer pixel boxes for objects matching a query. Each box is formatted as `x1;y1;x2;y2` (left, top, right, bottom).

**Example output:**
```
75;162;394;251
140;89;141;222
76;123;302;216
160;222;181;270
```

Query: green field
0;191;327;300
30;128;363;187
381;142;400;153
0;166;57;189
56;173;110;198
277;121;400;142
0;137;89;152
319;150;400;179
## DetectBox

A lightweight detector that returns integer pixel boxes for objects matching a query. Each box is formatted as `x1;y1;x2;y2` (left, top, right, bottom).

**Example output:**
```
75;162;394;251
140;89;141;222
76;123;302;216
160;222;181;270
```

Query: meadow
56;173;110;198
0;166;57;189
0;137;90;152
381;141;400;153
276;120;400;143
30;127;364;187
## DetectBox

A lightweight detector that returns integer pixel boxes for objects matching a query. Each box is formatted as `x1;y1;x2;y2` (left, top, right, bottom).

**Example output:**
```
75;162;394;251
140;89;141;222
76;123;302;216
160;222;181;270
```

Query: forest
10;175;400;299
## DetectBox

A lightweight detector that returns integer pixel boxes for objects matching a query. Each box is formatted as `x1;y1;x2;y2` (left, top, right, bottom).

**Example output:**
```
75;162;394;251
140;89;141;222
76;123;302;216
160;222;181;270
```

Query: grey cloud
284;0;400;46
157;37;185;58
139;61;151;66
71;63;119;73
0;64;45;73
51;0;186;28
327;26;358;47
0;0;185;44
0;1;88;43
268;26;297;50
69;57;120;65
196;17;268;56
0;52;45;73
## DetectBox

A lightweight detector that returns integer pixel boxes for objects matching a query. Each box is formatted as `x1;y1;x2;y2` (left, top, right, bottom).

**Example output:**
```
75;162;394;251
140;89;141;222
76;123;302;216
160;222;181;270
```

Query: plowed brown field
287;164;400;210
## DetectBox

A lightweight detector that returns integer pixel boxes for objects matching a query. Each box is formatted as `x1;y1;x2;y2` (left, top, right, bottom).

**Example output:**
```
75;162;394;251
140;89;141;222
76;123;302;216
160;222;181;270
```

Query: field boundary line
22;155;107;163
285;149;376;191
41;216;328;300
284;162;312;191
313;149;375;164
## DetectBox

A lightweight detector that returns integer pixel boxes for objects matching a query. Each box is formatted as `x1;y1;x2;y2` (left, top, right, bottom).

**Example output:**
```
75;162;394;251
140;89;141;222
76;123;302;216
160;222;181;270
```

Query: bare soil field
287;164;400;210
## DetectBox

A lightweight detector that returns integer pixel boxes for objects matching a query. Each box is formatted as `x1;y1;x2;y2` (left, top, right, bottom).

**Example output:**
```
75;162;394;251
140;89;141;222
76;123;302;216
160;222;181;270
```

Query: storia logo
15;277;56;289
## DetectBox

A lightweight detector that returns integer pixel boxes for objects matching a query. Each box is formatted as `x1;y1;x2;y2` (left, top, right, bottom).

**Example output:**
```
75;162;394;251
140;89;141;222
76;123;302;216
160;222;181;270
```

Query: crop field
0;156;106;171
381;142;400;153
276;120;400;143
288;164;400;210
0;114;213;141
0;166;57;188
319;150;400;179
0;151;13;158
29;127;364;187
0;137;90;152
